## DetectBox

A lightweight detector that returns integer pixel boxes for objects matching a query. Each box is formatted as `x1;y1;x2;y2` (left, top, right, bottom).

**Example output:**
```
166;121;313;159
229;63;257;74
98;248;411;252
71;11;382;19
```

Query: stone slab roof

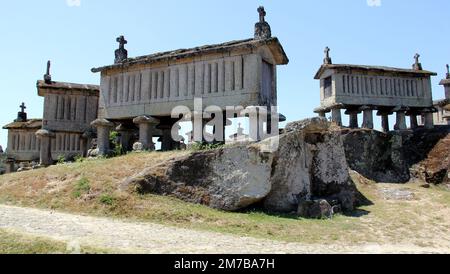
37;80;99;91
314;64;437;79
439;79;450;85
3;119;42;130
92;37;289;73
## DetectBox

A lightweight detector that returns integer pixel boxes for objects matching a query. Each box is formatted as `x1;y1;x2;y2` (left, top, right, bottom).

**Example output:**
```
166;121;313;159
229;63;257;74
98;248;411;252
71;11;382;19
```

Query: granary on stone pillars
314;48;437;132
2;104;42;172
36;61;100;165
90;6;289;154
432;64;450;125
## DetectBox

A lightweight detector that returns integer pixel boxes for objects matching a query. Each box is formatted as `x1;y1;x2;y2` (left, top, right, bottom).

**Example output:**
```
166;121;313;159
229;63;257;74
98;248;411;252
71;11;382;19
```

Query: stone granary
433;64;450;125
314;48;437;132
2;104;42;173
35;62;100;165
90;7;289;155
2;62;99;172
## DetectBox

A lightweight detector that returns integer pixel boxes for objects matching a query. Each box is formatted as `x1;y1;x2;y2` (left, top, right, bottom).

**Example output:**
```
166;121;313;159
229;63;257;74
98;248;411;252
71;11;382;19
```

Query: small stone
133;142;144;152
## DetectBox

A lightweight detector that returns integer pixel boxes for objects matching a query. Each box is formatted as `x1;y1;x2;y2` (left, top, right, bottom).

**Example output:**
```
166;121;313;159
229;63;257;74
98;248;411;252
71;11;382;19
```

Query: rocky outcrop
342;126;450;185
120;143;274;211
120;118;366;216
264;118;361;213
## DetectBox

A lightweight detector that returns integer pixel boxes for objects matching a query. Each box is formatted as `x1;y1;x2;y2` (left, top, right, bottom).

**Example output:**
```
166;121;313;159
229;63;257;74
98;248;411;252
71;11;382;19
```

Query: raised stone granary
433;64;450;125
90;7;289;155
314;48;438;132
2;62;100;172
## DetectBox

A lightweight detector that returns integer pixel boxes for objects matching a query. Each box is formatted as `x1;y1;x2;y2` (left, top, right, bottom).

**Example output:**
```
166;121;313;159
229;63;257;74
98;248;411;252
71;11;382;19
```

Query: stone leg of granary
133;116;159;151
331;108;342;126
36;129;55;166
361;106;374;129
424;112;435;130
5;158;15;173
91;118;114;156
246;106;263;141
345;108;360;129
115;124;135;152
410;115;419;129
394;111;407;130
157;117;180;151
381;114;390;133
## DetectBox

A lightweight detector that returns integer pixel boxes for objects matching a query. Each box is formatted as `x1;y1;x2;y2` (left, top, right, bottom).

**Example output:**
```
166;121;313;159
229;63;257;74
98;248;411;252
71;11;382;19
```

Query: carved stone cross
324;47;330;59
446;64;450;79
323;46;332;65
414;53;420;65
19;102;26;113
117;35;127;49
258;6;266;23
46;60;51;76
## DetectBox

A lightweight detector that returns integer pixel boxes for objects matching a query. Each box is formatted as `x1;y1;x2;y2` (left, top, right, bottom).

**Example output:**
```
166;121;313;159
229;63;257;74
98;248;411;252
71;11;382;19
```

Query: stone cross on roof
44;60;52;84
446;64;449;79
413;53;423;70
19;102;26;113
15;102;27;122
254;6;271;40
115;35;128;64
323;46;332;65
258;6;266;22
117;35;127;48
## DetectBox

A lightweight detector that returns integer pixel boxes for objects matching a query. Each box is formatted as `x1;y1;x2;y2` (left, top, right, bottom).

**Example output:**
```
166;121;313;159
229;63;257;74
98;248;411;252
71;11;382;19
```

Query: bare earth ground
0;204;448;254
0;152;449;254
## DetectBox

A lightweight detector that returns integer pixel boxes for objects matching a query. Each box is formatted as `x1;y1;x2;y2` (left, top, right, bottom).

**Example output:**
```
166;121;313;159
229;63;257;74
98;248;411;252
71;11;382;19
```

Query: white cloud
66;0;81;7
367;0;382;7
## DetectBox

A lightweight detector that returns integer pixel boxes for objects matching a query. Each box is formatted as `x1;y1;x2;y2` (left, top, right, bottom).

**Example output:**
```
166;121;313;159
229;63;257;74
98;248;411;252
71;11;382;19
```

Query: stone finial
413;53;423;70
446;64;449;79
323;47;332;65
254;6;272;40
114;35;128;64
44;60;52;84
15;102;27;122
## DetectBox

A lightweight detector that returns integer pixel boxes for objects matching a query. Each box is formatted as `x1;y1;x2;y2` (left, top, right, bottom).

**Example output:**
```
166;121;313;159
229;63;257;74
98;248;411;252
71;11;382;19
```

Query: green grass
0;152;449;248
0;229;108;254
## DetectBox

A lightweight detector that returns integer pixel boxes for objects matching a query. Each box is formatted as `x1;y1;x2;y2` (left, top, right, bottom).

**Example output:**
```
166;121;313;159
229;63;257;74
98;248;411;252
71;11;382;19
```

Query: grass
0;151;449;249
0;229;108;254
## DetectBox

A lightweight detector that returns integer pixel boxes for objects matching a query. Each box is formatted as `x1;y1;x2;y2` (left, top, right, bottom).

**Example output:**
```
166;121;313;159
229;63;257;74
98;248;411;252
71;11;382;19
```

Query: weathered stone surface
120;143;273;211
265;118;360;213
342;126;450;184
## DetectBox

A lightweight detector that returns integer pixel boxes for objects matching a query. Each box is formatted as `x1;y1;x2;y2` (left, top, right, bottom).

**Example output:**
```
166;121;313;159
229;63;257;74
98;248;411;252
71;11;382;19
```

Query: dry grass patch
0;152;449;249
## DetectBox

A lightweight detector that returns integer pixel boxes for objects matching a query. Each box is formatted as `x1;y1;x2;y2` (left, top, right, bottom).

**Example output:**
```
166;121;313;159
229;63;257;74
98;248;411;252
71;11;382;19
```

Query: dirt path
0;204;446;254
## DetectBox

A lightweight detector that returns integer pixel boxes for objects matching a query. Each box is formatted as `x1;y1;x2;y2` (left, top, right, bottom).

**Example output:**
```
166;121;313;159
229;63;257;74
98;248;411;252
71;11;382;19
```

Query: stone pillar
35;129;55;166
394;111;407;130
5;158;15;174
345;109;360;129
331;108;342;126
247;106;262;141
115;124;135;152
361;106;374;129
133;116;159;151
160;125;173;151
424;112;434;130
410;115;419;129
381;114;390;133
91;119;114;156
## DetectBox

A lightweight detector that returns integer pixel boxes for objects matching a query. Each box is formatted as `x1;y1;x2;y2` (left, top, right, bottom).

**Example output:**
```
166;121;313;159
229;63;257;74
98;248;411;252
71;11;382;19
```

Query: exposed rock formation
119;118;449;216
342;126;450;185
120;143;274;211
121;118;364;215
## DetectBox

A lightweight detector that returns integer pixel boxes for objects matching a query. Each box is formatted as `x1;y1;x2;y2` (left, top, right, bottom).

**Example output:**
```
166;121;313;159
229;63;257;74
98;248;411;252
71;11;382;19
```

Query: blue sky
1;0;449;147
